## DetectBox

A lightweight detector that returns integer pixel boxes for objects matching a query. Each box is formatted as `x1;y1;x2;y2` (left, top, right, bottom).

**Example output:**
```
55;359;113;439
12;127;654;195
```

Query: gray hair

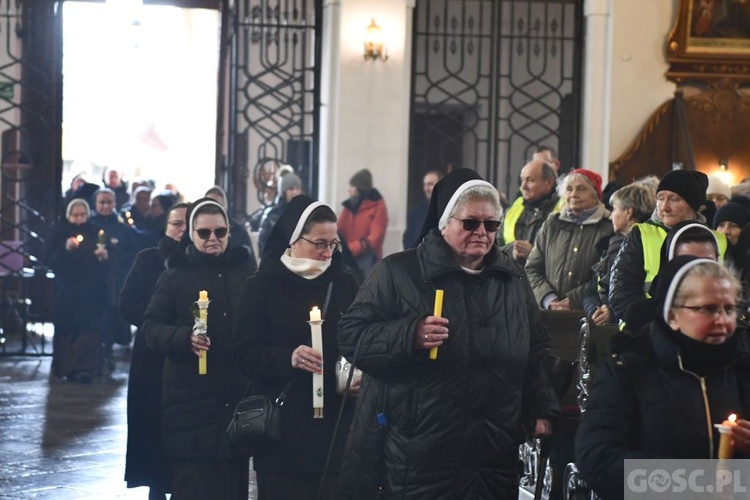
451;185;502;220
610;182;656;223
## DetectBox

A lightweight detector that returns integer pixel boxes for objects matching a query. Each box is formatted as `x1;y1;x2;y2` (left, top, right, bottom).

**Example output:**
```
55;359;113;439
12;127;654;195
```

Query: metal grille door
409;0;583;204
227;0;321;219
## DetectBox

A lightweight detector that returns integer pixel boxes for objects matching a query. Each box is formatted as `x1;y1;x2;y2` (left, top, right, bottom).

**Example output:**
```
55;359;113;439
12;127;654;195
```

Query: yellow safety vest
619;222;728;331
502;197;524;244
502;195;562;244
637;222;728;295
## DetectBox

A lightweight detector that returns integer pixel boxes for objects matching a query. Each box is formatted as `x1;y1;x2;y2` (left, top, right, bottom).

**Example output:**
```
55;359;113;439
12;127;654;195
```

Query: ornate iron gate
408;0;583;205
0;0;60;355
226;0;321;222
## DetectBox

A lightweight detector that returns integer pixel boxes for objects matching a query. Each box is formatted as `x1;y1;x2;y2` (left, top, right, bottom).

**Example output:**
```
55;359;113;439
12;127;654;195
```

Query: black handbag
226;381;291;456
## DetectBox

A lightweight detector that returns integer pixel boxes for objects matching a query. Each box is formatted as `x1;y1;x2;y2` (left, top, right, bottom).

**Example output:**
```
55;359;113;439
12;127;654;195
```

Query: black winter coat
337;230;559;499
232;252;359;474
120;236;179;490
142;244;255;461
608;222;662;329
576;324;750;500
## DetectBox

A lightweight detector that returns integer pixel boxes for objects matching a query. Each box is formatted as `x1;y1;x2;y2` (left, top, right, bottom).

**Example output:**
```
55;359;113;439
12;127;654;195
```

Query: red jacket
339;190;388;259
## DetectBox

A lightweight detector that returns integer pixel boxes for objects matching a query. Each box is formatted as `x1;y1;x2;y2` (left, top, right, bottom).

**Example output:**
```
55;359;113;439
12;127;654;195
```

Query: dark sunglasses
450;217;501;232
195;227;228;240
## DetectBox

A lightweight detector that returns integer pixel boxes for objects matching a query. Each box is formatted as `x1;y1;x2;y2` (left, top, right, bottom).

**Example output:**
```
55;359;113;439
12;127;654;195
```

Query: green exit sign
0;82;14;99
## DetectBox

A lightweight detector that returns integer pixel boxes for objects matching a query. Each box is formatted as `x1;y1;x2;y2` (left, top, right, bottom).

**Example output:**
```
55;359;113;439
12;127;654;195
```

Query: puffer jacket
339;189;388;259
337;230;559;499
142;244;255;461
525;203;613;309
576;324;750;500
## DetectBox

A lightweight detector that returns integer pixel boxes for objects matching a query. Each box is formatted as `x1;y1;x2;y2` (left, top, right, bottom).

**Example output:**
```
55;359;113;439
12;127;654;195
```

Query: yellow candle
97;230;106;245
429;290;444;360
197;290;209;375
716;413;738;459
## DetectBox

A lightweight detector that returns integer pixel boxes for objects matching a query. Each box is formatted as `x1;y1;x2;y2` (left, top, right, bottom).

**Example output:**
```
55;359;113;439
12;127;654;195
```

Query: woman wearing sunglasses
142;197;256;499
337;169;558;499
576;256;750;499
525;169;613;310
232;196;359;499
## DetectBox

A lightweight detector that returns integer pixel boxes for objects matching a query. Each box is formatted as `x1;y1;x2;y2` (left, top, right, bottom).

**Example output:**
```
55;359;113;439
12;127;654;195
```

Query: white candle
310;306;321;322
309;307;324;418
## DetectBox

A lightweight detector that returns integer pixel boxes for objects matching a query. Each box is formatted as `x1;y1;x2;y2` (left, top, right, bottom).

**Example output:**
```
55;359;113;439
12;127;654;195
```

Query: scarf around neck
280;251;331;279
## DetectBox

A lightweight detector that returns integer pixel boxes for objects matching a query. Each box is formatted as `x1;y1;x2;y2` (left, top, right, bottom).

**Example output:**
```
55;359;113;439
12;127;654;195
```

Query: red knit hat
569;168;602;199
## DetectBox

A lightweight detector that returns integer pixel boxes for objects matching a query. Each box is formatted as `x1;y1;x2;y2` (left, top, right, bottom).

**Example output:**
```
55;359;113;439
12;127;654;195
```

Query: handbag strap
275;381;293;406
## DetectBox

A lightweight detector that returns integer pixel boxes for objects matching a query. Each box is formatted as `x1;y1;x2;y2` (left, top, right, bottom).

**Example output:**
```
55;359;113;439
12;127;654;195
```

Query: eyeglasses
299;237;342;253
195;227;228;240
673;304;739;318
450;217;501;233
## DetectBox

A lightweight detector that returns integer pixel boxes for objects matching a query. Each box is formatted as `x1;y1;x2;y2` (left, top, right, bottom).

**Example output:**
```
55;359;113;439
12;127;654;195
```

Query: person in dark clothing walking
120;202;188;499
142;198;256;500
337;169;559;499
48;198;108;383
90;188;136;370
233;196;359;499
576;256;750;500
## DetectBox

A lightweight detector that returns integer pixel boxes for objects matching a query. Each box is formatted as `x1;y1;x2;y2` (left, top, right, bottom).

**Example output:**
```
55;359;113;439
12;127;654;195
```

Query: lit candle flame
75;235;84;243
729;413;737;423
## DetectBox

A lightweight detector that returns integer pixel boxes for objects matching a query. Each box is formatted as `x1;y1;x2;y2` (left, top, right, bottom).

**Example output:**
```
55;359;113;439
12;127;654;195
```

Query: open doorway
61;0;219;204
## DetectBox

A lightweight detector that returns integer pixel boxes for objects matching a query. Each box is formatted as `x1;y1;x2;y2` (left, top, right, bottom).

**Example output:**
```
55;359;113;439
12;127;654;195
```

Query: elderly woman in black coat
232;196;359;499
142;198;255;500
576;256;750;500
120;201;188;499
48;198;108;383
337;169;559;499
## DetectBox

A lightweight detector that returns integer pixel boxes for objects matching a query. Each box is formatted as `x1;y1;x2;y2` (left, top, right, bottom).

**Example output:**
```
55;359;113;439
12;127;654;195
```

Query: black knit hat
713;196;750;229
414;168;494;246
349;169;373;192
656;170;709;212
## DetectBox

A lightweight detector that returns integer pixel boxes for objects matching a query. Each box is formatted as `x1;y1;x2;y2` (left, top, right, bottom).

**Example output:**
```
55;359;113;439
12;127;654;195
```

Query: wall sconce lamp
719;158;729;171
364;18;388;62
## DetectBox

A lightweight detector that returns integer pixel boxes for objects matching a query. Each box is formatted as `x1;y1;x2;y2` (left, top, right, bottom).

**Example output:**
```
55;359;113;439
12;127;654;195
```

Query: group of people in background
49;152;750;500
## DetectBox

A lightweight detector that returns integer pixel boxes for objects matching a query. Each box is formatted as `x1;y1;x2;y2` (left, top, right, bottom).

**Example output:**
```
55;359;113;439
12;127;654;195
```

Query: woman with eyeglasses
48;198;108;383
337;169;558;499
232;196;359;499
525;169;613;310
576;256;750;500
142;198;256;499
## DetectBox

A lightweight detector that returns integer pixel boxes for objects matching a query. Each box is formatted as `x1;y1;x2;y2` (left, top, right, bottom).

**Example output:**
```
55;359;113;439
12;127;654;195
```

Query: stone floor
0;329;257;499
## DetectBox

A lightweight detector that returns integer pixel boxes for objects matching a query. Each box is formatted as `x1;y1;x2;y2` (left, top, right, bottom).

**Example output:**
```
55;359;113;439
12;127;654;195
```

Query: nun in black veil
336;168;559;499
232;195;360;499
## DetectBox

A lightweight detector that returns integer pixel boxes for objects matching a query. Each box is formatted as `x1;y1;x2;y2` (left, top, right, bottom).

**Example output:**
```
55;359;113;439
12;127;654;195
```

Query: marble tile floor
0;334;257;499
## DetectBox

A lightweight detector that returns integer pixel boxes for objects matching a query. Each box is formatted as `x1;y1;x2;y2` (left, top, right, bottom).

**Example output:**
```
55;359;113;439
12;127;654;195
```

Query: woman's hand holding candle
730;418;750;455
414;316;449;351
66;235;83;251
190;331;211;356
291;345;322;373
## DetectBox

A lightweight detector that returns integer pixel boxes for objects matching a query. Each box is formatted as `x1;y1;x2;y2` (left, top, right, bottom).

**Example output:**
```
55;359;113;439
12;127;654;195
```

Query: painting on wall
667;0;750;83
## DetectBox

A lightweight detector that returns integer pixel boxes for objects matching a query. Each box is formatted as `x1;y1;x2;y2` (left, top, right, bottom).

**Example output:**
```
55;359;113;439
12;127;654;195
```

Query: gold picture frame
666;0;750;83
